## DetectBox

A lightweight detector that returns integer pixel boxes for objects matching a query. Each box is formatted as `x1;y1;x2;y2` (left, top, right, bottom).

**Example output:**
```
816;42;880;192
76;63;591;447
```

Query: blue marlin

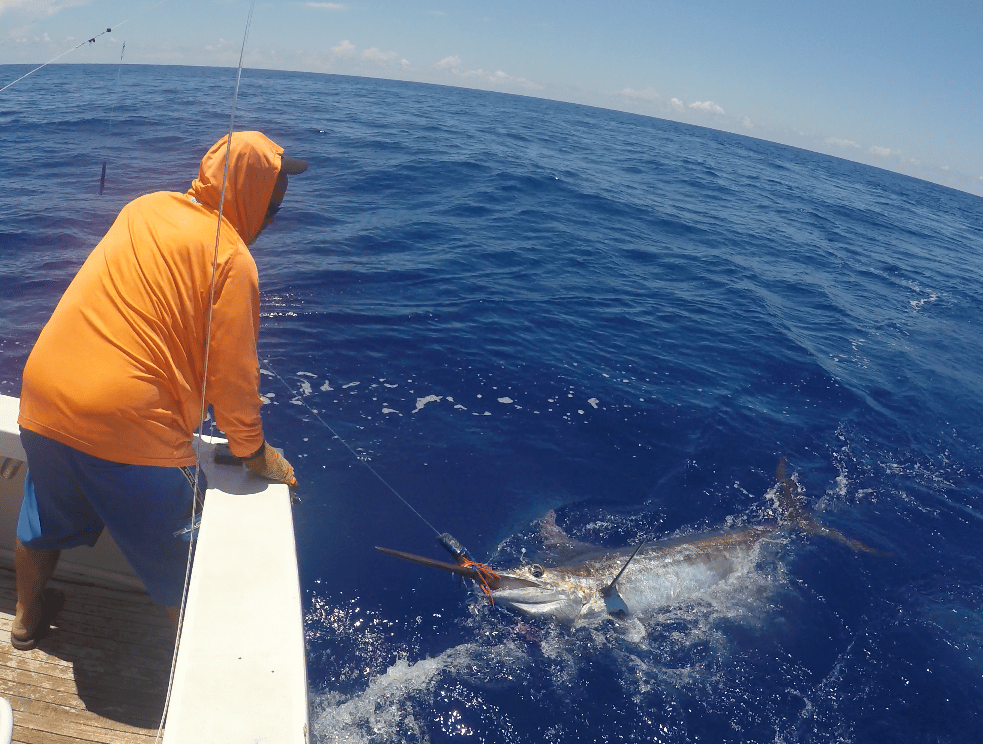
378;461;878;627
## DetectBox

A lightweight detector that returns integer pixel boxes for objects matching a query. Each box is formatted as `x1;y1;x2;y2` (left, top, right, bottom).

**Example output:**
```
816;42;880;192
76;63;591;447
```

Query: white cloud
362;47;397;64
495;71;536;87
1;23;30;40
689;100;725;115
436;55;461;71
870;145;892;157
435;55;538;89
332;39;356;58
669;97;685;111
740;115;753;129
204;38;230;52
468;68;537;88
0;0;85;19
826;137;860;149
621;87;660;102
307;3;347;9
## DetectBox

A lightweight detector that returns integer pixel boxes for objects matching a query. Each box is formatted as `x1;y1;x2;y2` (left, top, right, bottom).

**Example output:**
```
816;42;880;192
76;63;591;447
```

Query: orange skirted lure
459;557;502;604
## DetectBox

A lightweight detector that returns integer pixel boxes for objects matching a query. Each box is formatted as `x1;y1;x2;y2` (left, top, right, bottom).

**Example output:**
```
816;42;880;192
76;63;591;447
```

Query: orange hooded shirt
18;131;286;466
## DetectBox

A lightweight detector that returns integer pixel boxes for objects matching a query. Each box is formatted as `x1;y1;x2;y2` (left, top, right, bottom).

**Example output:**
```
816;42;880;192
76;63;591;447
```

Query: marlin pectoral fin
604;591;630;618
602;539;646;598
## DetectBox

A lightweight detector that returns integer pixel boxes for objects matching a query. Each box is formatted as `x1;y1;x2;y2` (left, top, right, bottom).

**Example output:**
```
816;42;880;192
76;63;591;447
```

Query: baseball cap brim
281;156;308;175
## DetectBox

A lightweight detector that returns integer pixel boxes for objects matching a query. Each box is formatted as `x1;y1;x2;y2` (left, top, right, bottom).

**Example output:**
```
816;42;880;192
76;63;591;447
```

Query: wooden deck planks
0;563;175;743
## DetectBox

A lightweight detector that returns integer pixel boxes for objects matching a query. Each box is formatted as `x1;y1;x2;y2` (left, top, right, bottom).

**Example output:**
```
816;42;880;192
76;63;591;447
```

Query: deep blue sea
3;64;983;743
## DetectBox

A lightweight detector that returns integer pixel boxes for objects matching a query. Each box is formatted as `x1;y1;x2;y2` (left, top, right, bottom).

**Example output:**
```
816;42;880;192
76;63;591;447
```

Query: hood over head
187;131;294;245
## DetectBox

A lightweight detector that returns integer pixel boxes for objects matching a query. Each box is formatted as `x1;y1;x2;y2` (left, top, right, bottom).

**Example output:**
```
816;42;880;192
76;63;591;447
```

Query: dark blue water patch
790;590;983;742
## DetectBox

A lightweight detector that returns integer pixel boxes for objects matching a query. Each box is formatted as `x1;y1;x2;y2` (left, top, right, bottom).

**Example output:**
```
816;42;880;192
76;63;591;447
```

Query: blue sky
2;0;981;196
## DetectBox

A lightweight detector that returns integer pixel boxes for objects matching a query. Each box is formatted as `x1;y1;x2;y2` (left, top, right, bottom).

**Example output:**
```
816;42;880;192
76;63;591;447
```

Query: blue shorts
17;429;207;608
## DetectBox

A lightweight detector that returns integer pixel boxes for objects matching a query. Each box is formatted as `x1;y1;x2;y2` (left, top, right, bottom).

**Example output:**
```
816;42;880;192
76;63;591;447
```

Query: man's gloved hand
244;441;299;489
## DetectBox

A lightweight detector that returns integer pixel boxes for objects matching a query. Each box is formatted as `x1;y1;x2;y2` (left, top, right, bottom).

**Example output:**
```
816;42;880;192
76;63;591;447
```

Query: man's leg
12;538;60;641
84;464;205;613
15;430;101;647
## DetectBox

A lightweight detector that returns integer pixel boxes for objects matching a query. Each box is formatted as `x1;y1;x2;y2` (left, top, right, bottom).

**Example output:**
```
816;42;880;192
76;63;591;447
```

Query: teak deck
0;562;174;744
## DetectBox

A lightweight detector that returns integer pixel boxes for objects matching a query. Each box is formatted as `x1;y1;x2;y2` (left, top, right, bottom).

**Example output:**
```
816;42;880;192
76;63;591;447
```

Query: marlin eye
530;564;544;578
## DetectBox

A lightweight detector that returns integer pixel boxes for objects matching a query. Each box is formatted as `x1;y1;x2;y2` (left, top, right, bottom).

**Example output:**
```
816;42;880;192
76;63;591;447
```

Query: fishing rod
0;0;169;94
0;28;114;94
0;1;170;195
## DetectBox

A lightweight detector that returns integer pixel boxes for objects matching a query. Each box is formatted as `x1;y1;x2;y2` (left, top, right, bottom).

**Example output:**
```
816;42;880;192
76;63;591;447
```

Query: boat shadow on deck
0;562;175;743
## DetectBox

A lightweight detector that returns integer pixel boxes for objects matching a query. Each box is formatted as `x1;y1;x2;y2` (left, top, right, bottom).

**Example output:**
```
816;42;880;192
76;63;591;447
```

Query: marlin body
379;462;876;627
486;524;780;625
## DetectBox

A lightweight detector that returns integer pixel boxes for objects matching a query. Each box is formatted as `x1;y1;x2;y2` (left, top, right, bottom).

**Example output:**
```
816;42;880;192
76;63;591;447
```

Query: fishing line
260;359;442;537
100;41;126;195
0;0;169;94
155;2;255;741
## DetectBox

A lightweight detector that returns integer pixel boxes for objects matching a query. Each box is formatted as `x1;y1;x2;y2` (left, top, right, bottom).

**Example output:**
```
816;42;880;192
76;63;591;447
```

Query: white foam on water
320;381;334;391
412;395;442;413
298;371;317;377
311;639;527;744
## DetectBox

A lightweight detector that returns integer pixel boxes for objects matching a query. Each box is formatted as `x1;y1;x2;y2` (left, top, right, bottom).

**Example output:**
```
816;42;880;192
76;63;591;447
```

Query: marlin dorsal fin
775;458;805;523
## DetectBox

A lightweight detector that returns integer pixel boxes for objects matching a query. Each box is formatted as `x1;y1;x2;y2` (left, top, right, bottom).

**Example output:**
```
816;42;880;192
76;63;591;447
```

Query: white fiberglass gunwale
0;393;309;743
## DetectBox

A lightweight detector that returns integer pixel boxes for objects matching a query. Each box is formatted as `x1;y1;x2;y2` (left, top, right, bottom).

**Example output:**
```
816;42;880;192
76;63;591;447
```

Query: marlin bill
377;461;881;627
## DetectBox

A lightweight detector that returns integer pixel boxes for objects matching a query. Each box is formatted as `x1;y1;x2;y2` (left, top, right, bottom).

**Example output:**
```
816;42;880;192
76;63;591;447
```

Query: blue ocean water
2;64;983;742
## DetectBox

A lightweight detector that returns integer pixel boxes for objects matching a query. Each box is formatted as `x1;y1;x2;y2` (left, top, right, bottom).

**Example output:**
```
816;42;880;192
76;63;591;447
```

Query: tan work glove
244;441;299;489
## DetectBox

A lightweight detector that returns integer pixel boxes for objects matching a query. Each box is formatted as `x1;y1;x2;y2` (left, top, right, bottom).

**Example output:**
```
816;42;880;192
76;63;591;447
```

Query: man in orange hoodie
12;131;305;649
